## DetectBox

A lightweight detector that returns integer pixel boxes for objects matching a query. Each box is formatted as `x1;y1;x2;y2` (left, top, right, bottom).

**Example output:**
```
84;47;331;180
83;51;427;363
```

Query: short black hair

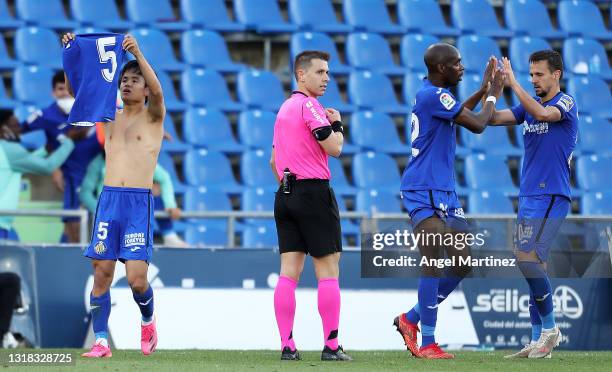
52;70;65;89
119;60;143;83
529;50;564;79
293;50;330;80
0;108;13;126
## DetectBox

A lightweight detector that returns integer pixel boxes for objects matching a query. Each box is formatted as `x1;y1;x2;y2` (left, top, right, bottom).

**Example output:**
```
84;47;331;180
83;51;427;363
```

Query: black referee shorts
274;179;342;257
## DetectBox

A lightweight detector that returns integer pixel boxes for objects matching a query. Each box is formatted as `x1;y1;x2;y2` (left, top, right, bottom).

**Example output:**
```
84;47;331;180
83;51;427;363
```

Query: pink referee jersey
273;91;331;180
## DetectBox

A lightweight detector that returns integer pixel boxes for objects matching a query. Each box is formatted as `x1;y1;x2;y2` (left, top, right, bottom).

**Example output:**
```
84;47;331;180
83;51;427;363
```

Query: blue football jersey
401;79;463;191
510;92;578;199
63;33;126;126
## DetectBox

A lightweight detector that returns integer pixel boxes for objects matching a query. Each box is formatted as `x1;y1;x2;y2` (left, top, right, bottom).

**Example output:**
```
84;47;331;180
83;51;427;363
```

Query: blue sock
90;291;111;340
405;304;420;324
418;277;440;347
518;261;555;329
529;294;542;341
132;285;154;322
404;271;462;324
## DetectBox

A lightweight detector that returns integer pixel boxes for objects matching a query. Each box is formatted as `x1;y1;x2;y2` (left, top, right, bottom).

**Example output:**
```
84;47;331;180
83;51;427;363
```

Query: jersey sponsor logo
556;95;574;112
522;121;549;135
439;92;456;111
124;232;146;247
306;99;325;124
94;241;107;255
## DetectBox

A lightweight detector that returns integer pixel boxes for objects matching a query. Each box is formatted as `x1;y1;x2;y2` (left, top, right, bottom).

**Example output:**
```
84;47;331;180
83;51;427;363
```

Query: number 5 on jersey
96;37;117;83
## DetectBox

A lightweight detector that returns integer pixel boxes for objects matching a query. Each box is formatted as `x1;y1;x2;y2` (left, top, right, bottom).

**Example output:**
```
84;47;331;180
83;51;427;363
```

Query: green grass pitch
2;350;612;371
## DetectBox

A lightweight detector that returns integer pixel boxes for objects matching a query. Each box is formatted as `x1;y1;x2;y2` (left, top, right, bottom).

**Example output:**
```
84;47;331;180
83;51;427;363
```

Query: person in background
0;272;20;349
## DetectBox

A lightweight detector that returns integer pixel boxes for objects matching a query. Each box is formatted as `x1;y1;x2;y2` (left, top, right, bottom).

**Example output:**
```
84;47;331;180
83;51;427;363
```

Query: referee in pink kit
270;51;351;362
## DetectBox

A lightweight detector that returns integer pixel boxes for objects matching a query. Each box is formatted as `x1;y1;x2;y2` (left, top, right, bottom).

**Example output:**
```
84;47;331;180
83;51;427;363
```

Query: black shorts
274;179;342;257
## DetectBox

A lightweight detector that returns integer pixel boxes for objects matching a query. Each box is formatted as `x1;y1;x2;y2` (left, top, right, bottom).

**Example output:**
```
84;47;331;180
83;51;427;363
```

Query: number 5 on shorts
97;222;109;240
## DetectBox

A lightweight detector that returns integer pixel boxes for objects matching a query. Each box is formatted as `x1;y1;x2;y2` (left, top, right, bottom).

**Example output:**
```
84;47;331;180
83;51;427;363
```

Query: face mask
57;97;75;114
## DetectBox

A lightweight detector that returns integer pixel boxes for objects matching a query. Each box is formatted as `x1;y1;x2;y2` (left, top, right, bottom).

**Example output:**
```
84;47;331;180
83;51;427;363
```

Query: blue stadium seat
157;70;187;112
343;0;406;35
352;151;401;193
16;0;77;29
457;35;502;74
464;154;518;196
452;0;513;38
558;0;612;41
564;37;612;81
14;104;37;122
181;68;245;112
184;186;232;231
185;224;228;247
234;0;297;34
400;33;440;72
317;78;357;114
243;224;277;248
181;30;245;74
183;149;244;194
582;191;612;215
15;27;62;69
180;0;245;32
126;0;189;31
567;76;612;119
71;0;133;30
349;71;410;115
242;187;275;212
0;0;23;29
577;116;612;156
157;151;187;194
0;36;18;70
241;150;278;190
346;33;404;76
290;32;353;76
238;110;275;150
183;108;245;154
509;36;552;74
328;156;358;197
13;65;54;106
19;129;45;150
397;0;460;37
289;0;352;34
461;124;521;156
128;28;185;72
504;0;567;40
468;190;514;214
237;70;285;111
351;111;411;155
0;79;17;108
355;189;401;214
576;155;612;191
403;71;426;106
458;73;509;111
73;26;111;35
161;116;191;153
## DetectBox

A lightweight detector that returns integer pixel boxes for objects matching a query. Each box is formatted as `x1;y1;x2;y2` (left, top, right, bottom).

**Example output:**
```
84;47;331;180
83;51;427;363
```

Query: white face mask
57;97;75;114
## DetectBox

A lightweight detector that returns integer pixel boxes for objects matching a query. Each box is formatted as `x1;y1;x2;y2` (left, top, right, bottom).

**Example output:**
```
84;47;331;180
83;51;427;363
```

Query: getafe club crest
94;241;107;255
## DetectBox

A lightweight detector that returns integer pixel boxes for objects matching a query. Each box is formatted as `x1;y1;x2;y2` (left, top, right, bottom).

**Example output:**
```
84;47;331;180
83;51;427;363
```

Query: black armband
312;126;333;141
331;121;344;134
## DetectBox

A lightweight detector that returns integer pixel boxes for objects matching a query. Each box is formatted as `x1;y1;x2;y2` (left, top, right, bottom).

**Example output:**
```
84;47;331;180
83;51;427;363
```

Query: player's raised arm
455;68;505;134
462;56;496;111
61;33;76;97
122;35;165;122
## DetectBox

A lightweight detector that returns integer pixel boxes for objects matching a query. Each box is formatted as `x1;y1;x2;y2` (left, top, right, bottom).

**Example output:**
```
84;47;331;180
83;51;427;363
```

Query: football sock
529;294;542;341
274;275;297;351
518;261;555;330
90;291;111;342
132;285;154;323
418;277;440;347
405;271;462;324
318;278;341;350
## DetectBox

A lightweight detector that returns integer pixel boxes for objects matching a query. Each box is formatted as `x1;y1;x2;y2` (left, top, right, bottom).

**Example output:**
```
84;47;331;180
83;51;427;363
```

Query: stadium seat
161;116;191;153
73;26;111;35
403;71;426;106
183;149;244;194
0;80;17;108
464;154;518;196
183;108;245;154
468;190;514;214
238;110;275;150
509;36;552;74
185;224;228;247
157;71;187;112
317;78;357;114
328;156;358;197
558;0;612;41
237;70;285;111
567;76;612;119
352;151;401;193
126;0;189;31
510;73;533;107
346;33;404;76
0;36;18;70
71;0;133;30
451;0;513;38
157;151;187;194
19;129;45;150
461;124;521;156
577;116;612;156
181;68;245;112
397;0;460;37
576;155;612;191
243;224;277;248
564;38;612;81
348;71;410;115
456;35;502;74
343;0;406;35
181;30;245;74
355;189;401;214
504;0;567;40
241;150;278;190
13;65;54;107
290;32;353;76
351;111;411;155
582;191;612;215
16;0;77;29
183;186;232;231
400;33;440;72
15;27;62;69
233;0;297;34
180;0;245;32
0;0;23;29
128;28;185;72
242;187;275;212
289;0;352;34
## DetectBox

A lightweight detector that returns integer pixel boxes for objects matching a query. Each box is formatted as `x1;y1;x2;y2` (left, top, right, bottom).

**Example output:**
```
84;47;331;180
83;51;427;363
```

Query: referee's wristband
485;96;497;105
331;121;344;134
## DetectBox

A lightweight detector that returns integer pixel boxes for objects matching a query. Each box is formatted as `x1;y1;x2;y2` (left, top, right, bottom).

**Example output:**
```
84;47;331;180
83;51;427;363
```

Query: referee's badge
94;241;107;255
